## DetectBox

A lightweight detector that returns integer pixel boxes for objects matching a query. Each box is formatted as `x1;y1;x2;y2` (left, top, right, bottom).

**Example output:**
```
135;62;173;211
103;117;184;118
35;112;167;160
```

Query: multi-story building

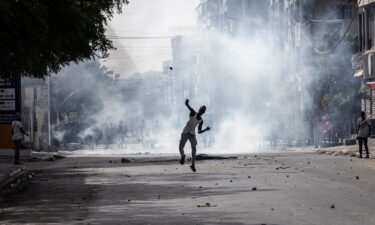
196;0;222;31
356;0;375;125
170;36;203;118
196;0;268;35
281;0;358;145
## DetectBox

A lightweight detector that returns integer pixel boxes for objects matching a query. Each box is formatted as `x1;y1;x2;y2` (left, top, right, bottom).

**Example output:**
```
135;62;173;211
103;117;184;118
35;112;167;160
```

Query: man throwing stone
179;99;211;172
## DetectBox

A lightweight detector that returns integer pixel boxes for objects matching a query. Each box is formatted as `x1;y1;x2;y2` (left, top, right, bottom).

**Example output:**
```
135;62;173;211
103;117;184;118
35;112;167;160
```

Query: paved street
0;152;374;225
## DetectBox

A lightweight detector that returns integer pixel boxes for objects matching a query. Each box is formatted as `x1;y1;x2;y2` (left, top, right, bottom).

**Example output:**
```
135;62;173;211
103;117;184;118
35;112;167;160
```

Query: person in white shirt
357;111;370;159
179;99;211;172
11;113;29;164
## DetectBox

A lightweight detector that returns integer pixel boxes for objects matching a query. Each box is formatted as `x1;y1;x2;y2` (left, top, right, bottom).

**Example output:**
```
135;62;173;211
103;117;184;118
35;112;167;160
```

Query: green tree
314;34;361;139
0;0;128;79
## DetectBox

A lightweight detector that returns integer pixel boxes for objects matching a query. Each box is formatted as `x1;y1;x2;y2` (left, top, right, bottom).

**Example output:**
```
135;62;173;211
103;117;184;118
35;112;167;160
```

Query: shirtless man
179;99;211;172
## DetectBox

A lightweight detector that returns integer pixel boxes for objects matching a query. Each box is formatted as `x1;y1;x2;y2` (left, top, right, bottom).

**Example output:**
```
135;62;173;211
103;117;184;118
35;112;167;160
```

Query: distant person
269;120;279;150
179;99;211;172
118;121;128;148
109;123;115;145
357;111;370;158
11;113;29;165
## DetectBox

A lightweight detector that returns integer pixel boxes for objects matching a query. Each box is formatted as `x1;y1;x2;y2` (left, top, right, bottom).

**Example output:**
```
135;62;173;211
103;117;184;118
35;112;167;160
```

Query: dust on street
1;152;374;225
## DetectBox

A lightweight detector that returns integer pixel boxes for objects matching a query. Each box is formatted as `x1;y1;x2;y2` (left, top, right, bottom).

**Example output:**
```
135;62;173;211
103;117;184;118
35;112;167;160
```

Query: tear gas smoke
52;1;358;154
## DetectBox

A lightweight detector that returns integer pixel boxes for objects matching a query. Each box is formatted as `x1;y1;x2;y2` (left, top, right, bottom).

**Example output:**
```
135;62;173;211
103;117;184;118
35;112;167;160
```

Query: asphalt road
0;152;374;225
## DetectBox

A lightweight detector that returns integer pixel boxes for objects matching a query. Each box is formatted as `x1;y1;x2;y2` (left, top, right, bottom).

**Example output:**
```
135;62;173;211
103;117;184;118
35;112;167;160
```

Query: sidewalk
0;162;26;200
312;144;375;158
0;151;65;199
0;164;25;186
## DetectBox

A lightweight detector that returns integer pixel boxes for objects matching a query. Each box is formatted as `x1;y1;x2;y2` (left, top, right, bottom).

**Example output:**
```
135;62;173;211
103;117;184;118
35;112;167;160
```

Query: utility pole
47;76;51;147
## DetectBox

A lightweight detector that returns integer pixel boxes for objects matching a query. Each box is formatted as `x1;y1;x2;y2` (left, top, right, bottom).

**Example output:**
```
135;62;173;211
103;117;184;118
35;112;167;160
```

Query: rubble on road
0;168;35;201
315;148;375;159
197;202;217;207
189;154;237;161
25;152;66;162
121;158;131;163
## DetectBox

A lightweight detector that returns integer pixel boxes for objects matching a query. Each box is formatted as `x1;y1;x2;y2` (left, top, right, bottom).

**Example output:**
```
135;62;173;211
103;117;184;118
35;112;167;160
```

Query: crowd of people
53;120;145;149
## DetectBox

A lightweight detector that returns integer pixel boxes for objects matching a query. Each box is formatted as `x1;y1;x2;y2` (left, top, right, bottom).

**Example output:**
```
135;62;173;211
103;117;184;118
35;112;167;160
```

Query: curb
0;167;26;195
315;149;375;159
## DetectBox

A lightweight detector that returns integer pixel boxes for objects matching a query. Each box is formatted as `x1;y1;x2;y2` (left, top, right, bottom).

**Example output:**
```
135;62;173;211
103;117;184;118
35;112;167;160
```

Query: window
325;22;343;49
344;4;355;19
336;2;356;20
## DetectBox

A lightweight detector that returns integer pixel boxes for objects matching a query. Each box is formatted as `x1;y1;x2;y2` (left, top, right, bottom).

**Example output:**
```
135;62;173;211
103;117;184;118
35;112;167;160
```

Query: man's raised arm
185;99;196;114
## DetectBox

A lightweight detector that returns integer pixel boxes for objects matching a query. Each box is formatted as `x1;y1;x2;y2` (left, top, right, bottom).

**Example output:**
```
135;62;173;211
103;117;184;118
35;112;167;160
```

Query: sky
102;0;200;77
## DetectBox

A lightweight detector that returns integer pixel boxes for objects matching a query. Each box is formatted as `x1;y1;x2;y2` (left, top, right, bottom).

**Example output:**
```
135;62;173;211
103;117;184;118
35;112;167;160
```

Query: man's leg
14;140;21;165
179;134;188;164
189;134;198;172
358;138;363;158
364;137;370;158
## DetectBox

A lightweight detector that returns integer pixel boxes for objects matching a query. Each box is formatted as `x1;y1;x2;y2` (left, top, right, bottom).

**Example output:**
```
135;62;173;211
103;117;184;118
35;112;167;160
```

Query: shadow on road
0;157;279;225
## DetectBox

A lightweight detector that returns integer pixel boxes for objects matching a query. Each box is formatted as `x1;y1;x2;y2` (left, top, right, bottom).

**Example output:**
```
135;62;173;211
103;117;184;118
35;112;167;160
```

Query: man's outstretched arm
185;99;196;115
198;121;211;134
21;127;29;136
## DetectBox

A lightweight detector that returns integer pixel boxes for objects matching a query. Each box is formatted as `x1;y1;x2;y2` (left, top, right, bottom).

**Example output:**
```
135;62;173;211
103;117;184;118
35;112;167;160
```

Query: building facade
282;0;359;144
356;0;375;124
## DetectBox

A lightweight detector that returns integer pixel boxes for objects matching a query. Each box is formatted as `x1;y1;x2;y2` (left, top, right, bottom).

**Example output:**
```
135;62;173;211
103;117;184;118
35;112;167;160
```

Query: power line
289;0;352;26
104;53;171;60
310;0;352;23
315;0;361;54
109;29;171;36
112;49;170;52
114;46;171;49
108;36;173;40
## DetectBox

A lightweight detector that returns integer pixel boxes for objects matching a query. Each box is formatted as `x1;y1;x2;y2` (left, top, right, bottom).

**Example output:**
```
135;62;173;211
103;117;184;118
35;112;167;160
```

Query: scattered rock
108;160;113;163
330;204;335;209
195;154;237;161
356;176;359;180
276;166;290;170
248;176;251;178
197;202;216;207
252;187;257;191
121;158;131;163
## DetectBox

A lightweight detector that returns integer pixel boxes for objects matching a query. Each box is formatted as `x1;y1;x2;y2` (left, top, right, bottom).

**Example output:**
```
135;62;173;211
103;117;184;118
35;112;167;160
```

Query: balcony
359;0;375;8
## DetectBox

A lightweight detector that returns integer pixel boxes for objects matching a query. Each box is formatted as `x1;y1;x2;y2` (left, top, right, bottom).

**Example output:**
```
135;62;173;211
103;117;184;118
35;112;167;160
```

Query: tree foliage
0;0;128;79
313;33;361;138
